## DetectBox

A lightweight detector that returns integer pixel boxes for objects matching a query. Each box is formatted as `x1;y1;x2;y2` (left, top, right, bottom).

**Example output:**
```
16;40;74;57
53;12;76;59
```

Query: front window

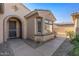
37;18;42;33
44;19;53;34
37;21;42;32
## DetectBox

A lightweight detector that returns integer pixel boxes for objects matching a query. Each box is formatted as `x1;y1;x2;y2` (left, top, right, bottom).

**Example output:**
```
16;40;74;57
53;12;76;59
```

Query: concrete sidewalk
8;37;66;56
52;39;74;56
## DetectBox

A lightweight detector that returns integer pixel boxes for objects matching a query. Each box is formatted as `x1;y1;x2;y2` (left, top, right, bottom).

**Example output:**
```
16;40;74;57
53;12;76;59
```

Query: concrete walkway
8;37;66;56
52;39;74;56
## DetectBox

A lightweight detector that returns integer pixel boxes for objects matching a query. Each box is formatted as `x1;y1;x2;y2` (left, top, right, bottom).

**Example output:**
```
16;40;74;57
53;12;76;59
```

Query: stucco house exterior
0;3;56;43
25;9;56;42
72;12;79;34
54;23;74;36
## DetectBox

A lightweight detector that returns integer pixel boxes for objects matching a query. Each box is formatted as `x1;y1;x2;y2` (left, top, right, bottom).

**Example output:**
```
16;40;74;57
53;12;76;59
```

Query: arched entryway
8;17;22;39
3;15;25;42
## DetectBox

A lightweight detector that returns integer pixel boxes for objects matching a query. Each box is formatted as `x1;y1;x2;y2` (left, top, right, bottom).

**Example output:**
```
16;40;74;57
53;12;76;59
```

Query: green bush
69;47;79;56
68;33;79;56
75;34;79;42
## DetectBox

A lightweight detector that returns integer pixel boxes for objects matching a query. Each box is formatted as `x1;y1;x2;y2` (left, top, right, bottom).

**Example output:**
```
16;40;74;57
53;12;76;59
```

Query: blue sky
24;3;79;23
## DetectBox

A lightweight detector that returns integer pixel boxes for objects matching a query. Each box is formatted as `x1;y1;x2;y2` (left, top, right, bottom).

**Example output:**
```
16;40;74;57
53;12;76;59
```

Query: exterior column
75;18;79;34
34;18;37;35
42;18;45;35
22;19;27;39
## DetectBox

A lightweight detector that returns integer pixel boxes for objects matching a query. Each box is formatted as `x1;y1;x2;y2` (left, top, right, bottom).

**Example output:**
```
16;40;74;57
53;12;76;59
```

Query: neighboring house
72;12;79;33
0;3;56;43
54;23;74;35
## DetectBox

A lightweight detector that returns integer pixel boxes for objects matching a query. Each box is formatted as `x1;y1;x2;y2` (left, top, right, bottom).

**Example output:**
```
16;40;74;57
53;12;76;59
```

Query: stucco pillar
0;25;3;43
75;18;78;34
34;18;37;35
22;19;27;39
42;18;46;35
0;16;4;43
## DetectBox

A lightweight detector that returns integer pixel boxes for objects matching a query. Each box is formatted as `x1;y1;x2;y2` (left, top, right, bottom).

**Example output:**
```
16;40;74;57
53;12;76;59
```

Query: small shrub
65;31;75;41
68;33;79;56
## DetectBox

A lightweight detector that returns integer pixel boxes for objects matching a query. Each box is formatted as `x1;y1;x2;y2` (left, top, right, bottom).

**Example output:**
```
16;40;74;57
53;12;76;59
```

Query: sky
24;3;79;23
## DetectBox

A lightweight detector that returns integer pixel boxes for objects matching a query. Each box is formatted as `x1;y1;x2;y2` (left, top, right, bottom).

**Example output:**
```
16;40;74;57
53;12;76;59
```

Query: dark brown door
9;21;16;38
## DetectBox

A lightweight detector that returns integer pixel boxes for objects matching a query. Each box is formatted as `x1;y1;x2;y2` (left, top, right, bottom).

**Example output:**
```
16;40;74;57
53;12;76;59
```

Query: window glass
44;20;49;23
44;19;53;34
37;19;42;32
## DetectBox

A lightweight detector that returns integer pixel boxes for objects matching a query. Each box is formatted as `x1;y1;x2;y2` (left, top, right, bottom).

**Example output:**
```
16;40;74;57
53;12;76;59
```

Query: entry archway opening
7;17;22;39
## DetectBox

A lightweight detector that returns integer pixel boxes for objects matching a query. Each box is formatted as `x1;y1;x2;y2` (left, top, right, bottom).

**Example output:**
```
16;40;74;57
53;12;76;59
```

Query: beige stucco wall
54;24;74;36
27;13;39;39
38;11;55;21
74;18;78;33
75;18;79;33
34;34;55;42
0;3;30;43
72;15;79;33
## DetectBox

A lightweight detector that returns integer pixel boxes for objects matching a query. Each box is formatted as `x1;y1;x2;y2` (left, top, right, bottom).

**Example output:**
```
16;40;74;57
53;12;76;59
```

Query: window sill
34;33;54;36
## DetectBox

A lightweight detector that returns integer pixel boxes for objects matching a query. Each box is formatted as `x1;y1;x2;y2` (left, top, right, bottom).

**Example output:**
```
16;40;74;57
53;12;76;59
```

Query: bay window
44;19;53;34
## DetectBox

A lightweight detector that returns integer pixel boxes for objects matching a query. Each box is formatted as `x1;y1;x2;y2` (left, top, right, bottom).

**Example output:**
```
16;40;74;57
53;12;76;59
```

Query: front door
9;21;16;38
